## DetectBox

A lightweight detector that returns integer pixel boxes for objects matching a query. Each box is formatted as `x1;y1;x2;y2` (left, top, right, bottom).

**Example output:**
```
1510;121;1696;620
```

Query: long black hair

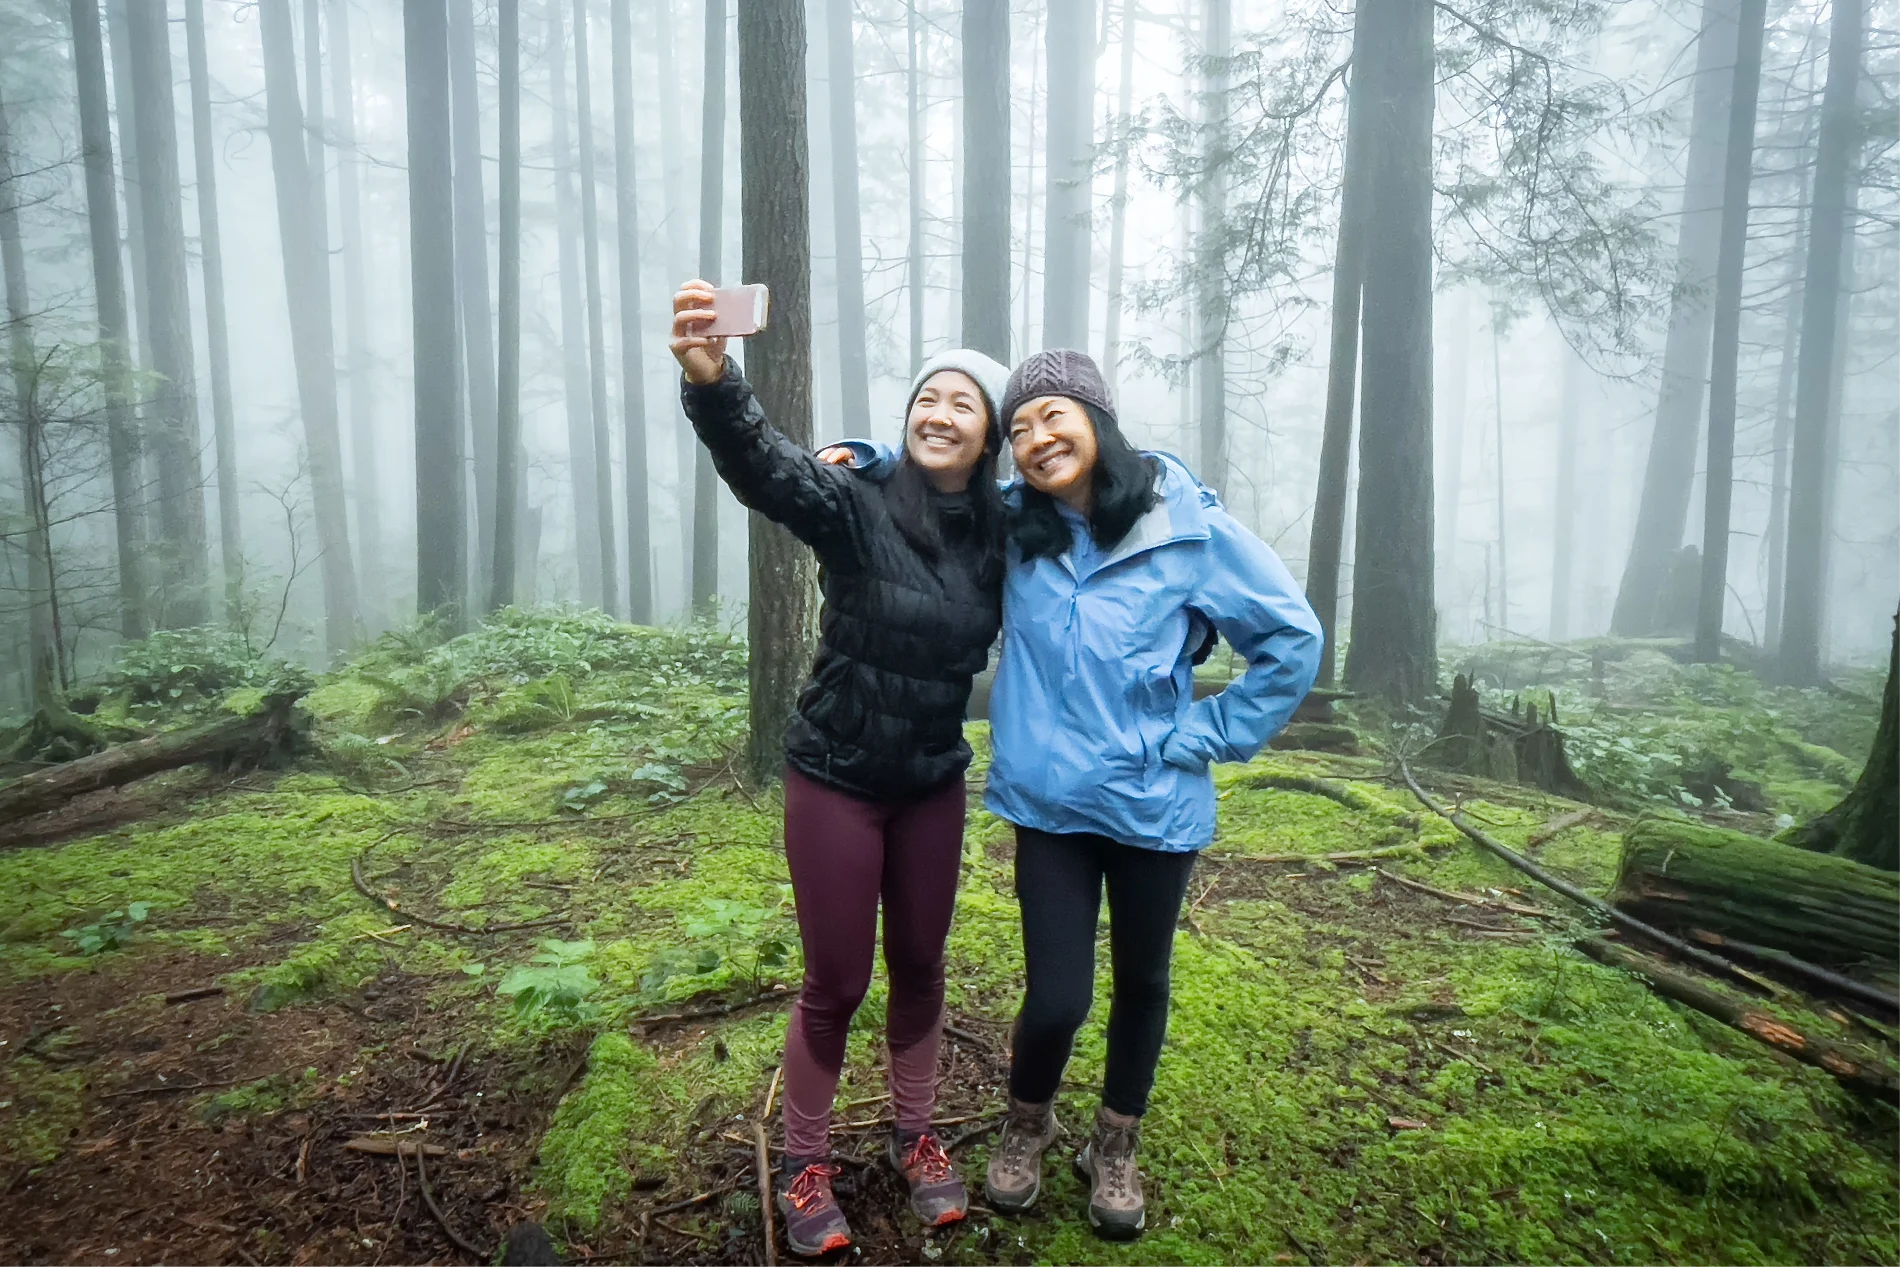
1007;401;1160;560
883;405;1010;589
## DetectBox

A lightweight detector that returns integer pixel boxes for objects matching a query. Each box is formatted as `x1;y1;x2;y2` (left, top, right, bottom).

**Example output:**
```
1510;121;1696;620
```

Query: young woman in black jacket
670;282;1007;1256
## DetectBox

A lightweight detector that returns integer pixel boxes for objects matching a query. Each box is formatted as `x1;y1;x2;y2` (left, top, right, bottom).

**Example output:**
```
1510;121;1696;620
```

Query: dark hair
883;413;1009;589
1007;401;1160;561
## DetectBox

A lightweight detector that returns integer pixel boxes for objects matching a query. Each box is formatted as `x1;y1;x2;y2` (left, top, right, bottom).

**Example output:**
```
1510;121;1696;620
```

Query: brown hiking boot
984;1097;1059;1214
775;1157;852;1257
887;1128;969;1227
1073;1105;1145;1240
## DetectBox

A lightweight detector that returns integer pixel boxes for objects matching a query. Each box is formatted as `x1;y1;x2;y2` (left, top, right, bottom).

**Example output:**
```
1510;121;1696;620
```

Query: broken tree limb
1373;867;1557;919
1576;937;1899;1104
0;690;305;827
1614;818;1898;971
1686;929;1899;1020
1397;759;1772;996
349;851;569;936
1526;808;1595;849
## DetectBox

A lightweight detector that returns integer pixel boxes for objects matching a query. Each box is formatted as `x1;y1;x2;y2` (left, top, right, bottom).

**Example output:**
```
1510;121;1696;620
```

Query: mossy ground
2;609;1893;1264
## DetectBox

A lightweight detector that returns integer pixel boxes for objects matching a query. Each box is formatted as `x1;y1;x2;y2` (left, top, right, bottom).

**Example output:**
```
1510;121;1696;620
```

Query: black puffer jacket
682;360;1002;801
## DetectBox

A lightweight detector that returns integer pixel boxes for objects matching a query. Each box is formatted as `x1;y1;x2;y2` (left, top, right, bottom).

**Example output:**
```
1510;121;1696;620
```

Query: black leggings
1008;826;1197;1118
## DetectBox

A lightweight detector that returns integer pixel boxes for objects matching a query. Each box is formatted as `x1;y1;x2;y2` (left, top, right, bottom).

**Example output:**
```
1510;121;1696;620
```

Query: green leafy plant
498;939;599;1025
61;902;152;955
485;672;581;733
643;890;795;997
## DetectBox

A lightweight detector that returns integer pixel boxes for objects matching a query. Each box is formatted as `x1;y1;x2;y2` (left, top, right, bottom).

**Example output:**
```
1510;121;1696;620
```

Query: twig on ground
351;850;567;935
1445;916;1534;937
1375;867;1556;919
942;1022;993;1050
754;1119;777;1266
654;1217;718;1245
1526;808;1595;849
633;986;794;1027
414;1138;491;1260
341;1136;451;1158
162;985;225;1004
762;1065;783;1120
649;1182;743;1217
103;1073;259;1099
945;1114;1005;1151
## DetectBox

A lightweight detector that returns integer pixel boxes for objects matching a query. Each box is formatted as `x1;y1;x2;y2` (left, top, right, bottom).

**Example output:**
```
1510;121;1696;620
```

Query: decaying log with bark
0;691;306;827
1577;937;1897;1104
1432;674;1592;800
1614;818;1898;972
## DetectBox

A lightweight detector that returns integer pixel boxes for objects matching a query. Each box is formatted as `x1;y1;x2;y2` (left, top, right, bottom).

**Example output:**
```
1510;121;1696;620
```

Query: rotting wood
1688;928;1899;1019
0;690;304;827
162;985;225;1005
341;1136;454;1159
1576;937;1899;1104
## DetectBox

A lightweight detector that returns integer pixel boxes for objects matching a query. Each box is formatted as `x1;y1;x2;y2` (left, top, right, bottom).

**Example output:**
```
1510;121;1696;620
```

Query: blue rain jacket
834;444;1323;852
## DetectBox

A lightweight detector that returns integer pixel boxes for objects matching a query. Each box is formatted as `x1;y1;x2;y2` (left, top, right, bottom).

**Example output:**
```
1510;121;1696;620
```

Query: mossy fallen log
1614;819;1899;971
0;690;305;827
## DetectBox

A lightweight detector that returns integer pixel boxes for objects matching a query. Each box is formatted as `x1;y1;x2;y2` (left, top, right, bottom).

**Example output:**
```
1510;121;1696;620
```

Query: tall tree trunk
1693;0;1768;664
1100;0;1137;393
1341;0;1435;704
572;0;619;616
1491;309;1509;631
1020;6;1043;358
407;0;466;622
1437;285;1471;629
327;0;383;625
1549;343;1581;641
492;0;521;611
1195;0;1231;493
260;0;361;657
737;0;816;784
824;0;871;435
0;88;59;697
1041;0;1094;350
657;0;696;603
448;0;498;589
1306;0;1370;686
1761;91;1817;654
1612;0;1740;636
548;0;602;606
186;0;243;625
610;0;651;622
103;0;147;364
907;0;925;374
961;0;1009;362
69;0;145;640
690;0;727;619
1778;0;1863;686
125;0;211;629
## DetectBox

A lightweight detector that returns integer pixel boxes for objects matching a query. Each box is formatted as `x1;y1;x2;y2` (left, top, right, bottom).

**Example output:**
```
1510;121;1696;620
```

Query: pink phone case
707;284;770;337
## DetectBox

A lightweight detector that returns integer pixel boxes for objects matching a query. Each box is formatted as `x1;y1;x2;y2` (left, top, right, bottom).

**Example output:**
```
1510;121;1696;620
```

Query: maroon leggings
779;767;966;1159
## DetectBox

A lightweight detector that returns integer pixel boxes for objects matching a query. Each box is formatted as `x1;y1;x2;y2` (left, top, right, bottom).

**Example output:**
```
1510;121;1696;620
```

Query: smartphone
706;284;771;337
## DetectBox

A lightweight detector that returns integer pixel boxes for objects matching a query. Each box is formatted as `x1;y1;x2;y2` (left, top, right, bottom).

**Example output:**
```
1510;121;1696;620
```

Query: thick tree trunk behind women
1785;611;1897;872
572;0;619;617
327;0;383;625
259;0;360;658
1549;345;1582;640
69;0;145;639
824;0;871;435
103;0;147;364
407;0;466;622
1692;0;1767;664
1612;0;1739;636
656;0;696;609
906;0;925;376
125;0;211;629
449;0;498;587
492;0;522;610
1763;189;1808;653
186;0;243;624
1100;0;1137;393
548;0;602;607
1777;0;1863;687
1341;0;1435;704
1195;0;1230;495
738;0;817;784
1307;0;1371;687
961;0;1010;363
691;0;727;619
1041;0;1094;350
610;0;651;622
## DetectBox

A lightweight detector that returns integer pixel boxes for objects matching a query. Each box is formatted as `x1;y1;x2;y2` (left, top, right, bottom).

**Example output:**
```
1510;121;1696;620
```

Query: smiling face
904;370;991;491
1009;394;1099;511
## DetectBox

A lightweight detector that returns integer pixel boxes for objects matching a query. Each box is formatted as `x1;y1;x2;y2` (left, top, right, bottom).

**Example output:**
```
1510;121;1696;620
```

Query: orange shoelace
785;1162;842;1212
902;1132;955;1184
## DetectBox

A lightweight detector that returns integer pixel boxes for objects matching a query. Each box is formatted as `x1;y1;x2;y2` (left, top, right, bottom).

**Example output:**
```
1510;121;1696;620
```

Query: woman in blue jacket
829;348;1321;1240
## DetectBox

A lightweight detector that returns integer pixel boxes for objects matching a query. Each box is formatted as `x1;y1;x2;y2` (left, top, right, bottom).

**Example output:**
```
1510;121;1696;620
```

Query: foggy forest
1;0;1897;1262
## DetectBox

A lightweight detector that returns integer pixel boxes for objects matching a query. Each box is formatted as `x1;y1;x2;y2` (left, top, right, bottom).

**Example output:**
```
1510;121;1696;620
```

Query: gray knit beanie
906;349;1011;442
999;348;1116;431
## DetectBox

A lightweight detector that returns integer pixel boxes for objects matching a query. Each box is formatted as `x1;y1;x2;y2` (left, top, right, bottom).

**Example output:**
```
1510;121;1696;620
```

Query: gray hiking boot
1073;1105;1145;1240
984;1097;1059;1214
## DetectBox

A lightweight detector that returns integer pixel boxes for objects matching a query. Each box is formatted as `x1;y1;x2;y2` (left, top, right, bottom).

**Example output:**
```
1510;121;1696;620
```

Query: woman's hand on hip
670;281;727;385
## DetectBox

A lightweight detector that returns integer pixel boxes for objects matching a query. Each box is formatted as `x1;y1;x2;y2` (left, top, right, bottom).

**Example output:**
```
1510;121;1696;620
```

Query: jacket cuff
679;356;744;409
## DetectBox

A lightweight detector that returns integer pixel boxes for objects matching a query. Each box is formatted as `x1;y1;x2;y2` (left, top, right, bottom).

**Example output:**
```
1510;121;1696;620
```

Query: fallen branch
1206;839;1446;867
102;1073;260;1099
162;985;226;1005
341;1136;452;1159
754;1119;777;1267
1687;929;1899;1020
1375;868;1556;919
0;691;304;827
632;985;794;1027
1398;760;1771;996
350;851;568;936
1576;938;1899;1104
414;1136;492;1260
1526;808;1595;849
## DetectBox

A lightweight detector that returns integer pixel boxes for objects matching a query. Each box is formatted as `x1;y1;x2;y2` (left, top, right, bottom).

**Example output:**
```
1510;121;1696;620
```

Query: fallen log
0;691;306;828
1613;818;1898;971
1576;937;1898;1104
1686;930;1899;1021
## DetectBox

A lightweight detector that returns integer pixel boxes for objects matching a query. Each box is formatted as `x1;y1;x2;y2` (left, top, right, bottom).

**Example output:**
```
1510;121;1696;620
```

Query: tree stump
1431;674;1592;800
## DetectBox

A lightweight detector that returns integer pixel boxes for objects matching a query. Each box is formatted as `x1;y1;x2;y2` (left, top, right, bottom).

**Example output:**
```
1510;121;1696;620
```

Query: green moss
533;1033;663;1233
0;1063;87;1171
243;912;388;1011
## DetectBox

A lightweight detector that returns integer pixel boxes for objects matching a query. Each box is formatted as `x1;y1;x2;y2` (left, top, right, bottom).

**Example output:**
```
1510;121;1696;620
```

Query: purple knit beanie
999;349;1117;431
